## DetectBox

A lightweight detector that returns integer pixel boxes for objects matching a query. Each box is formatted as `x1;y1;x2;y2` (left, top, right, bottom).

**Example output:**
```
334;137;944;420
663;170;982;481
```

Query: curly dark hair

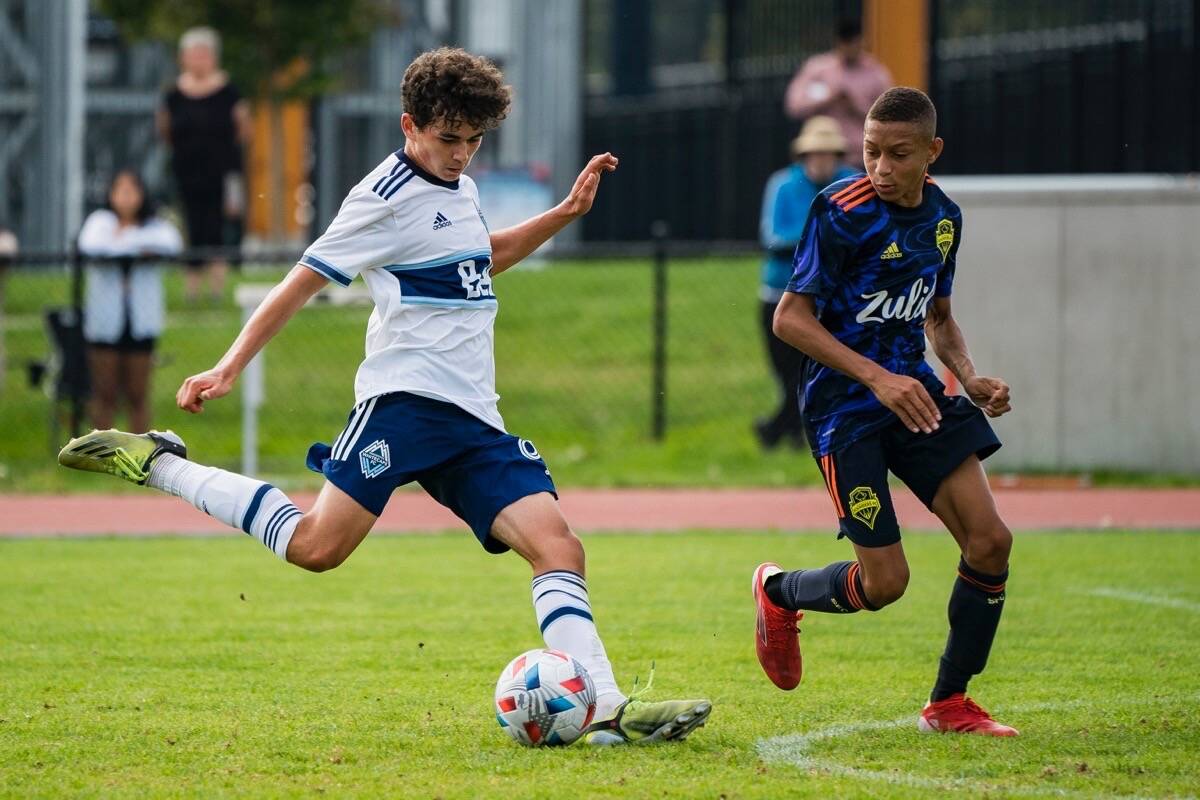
401;47;512;131
867;87;937;140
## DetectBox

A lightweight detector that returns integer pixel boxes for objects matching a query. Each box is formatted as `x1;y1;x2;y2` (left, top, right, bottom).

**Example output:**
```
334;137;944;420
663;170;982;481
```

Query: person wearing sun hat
755;116;856;450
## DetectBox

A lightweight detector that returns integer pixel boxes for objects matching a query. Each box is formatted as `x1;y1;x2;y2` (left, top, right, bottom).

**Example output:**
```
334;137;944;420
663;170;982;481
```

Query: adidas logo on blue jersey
433;212;452;230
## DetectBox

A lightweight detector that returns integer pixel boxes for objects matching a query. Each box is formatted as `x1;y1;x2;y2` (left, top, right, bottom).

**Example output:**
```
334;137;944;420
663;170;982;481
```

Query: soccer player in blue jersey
751;87;1018;736
59;48;710;745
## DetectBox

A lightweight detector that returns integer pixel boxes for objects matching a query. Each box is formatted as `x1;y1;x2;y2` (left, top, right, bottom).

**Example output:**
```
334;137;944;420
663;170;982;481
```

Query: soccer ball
494;648;597;747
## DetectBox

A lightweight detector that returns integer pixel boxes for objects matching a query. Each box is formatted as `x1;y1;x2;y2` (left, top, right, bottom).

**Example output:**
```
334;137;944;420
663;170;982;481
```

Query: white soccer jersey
300;151;504;430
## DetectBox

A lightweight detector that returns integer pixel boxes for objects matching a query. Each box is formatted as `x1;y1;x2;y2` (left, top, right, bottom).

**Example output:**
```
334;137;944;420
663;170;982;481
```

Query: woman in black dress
157;27;251;304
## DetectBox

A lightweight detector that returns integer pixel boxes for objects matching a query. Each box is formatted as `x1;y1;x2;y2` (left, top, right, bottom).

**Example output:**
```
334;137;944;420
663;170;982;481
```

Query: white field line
757;693;1200;800
1087;587;1200;613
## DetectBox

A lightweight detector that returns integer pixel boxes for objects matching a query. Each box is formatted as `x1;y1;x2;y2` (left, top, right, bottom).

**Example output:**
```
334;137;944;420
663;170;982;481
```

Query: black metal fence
0;242;827;492
583;78;795;242
581;0;1199;242
931;0;1199;174
583;0;853;242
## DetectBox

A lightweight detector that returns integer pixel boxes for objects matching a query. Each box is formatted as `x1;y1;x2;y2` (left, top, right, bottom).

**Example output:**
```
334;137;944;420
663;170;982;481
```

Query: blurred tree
96;0;392;100
97;0;395;242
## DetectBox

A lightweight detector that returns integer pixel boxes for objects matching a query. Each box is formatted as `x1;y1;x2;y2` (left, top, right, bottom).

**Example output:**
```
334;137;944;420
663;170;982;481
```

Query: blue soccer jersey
787;173;963;456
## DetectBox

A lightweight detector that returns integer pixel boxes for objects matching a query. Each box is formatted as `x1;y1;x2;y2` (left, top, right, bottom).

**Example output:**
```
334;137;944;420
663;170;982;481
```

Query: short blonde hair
179;26;220;59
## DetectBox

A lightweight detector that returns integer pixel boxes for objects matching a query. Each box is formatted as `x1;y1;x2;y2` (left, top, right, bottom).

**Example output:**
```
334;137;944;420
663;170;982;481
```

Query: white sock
532;570;625;715
147;454;301;560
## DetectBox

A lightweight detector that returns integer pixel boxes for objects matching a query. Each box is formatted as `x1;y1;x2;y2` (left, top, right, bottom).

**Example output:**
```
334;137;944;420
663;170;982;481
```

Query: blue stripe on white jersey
388;253;496;308
370;154;420;200
299;253;352;286
370;161;400;192
385;249;491;271
400;296;498;309
380;170;415;200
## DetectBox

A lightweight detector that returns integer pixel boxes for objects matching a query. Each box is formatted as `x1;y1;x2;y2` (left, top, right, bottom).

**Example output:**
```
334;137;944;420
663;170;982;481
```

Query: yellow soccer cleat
584;668;711;745
58;429;187;485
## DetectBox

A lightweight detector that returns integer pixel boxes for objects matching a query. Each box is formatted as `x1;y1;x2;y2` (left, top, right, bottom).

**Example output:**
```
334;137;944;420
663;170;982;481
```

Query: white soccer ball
494;648;597;747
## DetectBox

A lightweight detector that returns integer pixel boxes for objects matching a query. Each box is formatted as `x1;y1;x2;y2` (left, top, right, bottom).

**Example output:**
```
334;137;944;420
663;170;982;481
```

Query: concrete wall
932;175;1200;474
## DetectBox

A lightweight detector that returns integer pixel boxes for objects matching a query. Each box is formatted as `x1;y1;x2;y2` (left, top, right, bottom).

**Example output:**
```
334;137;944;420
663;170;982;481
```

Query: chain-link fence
0;245;823;492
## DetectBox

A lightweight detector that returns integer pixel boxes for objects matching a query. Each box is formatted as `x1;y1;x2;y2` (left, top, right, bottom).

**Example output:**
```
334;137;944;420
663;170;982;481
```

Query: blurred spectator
0;228;14;260
755;116;855;450
79;170;182;432
784;19;891;168
0;226;16;394
156;26;250;304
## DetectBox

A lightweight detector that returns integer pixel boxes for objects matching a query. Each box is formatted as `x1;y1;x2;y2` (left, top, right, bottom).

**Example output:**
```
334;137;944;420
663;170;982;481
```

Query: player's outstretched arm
774;292;943;434
176;265;327;413
925;296;1011;418
489;153;618;275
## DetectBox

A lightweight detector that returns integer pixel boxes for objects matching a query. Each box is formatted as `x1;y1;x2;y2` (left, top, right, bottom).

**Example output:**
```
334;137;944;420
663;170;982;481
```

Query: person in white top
77;170;182;431
59;48;710;745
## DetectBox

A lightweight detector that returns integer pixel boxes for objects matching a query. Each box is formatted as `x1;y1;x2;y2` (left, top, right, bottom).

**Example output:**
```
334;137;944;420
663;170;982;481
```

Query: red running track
1;488;1198;537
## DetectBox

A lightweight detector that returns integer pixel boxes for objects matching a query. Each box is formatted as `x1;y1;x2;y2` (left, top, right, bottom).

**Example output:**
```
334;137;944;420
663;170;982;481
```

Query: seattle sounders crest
935;219;954;263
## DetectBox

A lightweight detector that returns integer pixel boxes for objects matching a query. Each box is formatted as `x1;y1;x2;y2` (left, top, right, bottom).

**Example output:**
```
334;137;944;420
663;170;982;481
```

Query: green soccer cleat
584;668;712;745
57;429;187;485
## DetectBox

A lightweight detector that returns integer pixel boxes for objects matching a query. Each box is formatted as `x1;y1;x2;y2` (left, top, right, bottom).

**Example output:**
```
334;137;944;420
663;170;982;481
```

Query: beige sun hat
792;116;847;156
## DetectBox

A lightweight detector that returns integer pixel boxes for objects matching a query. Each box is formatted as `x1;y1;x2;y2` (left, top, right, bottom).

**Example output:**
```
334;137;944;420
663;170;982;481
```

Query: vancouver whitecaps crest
855;276;937;325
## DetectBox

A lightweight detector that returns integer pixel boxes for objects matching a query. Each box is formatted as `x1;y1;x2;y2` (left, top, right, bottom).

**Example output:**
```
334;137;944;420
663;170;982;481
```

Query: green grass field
0;259;822;492
5;260;1196;493
2;530;1197;798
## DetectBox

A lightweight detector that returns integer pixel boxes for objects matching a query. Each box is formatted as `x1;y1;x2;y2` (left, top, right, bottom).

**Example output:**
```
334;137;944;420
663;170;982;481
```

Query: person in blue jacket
756;116;855;449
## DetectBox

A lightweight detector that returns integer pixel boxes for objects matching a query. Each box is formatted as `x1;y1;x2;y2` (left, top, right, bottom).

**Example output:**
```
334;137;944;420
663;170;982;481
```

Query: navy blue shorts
306;392;557;554
814;393;1001;548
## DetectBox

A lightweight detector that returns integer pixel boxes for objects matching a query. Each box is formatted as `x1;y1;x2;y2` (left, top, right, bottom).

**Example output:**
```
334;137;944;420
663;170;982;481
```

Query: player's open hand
870;372;942;434
559;153;618;218
964;375;1011;418
176;368;235;414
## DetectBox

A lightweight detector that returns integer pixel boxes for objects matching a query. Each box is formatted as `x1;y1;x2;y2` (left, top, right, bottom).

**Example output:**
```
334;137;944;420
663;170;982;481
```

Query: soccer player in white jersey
59;48;710;745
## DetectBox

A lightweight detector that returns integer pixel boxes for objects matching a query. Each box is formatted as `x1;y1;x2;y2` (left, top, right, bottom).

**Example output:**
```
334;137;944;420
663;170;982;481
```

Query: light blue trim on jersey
383;249;492;272
401;296;498;309
299;254;353;286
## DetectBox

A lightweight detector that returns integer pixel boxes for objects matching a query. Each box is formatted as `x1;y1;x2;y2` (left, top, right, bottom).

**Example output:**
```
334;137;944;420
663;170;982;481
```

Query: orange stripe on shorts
827;455;846;517
819;455;840;516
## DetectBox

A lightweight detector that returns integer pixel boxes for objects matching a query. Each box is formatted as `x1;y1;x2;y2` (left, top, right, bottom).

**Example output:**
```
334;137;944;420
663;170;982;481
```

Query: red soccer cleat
752;562;803;690
918;694;1019;737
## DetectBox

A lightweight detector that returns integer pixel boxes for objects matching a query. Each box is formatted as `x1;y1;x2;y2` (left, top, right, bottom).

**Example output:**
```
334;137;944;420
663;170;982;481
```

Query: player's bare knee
300;547;347;573
553;525;584;566
966;522;1012;574
863;565;909;607
285;528;347;573
532;524;584;573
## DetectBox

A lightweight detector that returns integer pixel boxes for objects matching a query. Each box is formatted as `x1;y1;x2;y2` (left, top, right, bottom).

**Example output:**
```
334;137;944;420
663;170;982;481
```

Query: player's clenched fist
869;372;942;434
964;375;1011;418
176;369;235;413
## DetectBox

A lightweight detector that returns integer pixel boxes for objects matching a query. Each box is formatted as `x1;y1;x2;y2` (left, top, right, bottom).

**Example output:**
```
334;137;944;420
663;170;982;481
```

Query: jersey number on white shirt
457;259;494;300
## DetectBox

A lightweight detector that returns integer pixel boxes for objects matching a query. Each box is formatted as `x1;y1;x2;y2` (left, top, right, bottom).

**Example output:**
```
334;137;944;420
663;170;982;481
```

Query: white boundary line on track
757;693;1200;800
1086;587;1200;613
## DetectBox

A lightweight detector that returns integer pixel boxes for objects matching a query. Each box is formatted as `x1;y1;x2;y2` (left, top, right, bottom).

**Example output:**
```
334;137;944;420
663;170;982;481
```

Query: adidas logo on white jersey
433;211;452;230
